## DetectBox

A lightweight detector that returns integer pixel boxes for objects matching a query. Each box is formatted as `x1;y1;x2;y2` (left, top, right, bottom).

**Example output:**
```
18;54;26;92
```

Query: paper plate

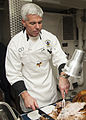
41;105;55;114
27;110;41;120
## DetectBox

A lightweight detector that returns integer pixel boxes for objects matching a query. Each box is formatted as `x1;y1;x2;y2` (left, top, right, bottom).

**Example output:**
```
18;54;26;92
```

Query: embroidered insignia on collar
45;40;51;46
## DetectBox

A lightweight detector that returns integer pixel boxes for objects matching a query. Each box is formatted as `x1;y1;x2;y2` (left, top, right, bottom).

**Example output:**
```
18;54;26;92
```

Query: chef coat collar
40;32;42;39
23;27;26;33
29;35;39;40
26;34;29;41
23;27;29;41
27;33;42;41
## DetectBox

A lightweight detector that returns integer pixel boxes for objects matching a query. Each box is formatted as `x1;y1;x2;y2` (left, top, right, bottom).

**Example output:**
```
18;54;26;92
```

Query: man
5;3;70;112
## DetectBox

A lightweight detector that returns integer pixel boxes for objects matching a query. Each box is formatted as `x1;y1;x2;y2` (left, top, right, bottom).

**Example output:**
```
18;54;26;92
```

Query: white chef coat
5;29;67;112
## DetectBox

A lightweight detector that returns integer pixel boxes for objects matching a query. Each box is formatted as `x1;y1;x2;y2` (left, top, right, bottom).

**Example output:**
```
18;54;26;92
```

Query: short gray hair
21;3;43;20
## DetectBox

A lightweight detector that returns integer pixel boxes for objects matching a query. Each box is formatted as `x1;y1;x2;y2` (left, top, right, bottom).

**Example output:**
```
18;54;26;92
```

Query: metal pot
0;102;22;120
63;49;85;78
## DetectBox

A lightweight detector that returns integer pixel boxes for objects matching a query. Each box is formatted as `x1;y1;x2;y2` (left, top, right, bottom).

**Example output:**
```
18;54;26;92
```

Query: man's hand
59;72;70;99
21;91;39;110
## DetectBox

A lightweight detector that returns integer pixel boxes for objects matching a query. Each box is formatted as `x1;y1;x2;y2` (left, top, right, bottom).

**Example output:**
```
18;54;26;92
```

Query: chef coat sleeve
5;42;27;96
51;36;68;74
58;63;66;75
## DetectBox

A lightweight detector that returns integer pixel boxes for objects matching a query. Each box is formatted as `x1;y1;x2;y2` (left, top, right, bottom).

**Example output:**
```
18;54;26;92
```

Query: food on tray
72;89;86;102
40;90;86;120
40;101;70;120
40;116;49;120
48;101;70;119
57;102;86;120
40;101;86;120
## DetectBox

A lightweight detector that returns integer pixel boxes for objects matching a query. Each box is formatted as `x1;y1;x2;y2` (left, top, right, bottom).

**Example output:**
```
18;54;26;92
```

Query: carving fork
62;91;65;108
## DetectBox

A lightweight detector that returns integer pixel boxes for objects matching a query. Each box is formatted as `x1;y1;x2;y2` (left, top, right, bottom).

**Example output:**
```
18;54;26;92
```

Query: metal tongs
62;91;65;108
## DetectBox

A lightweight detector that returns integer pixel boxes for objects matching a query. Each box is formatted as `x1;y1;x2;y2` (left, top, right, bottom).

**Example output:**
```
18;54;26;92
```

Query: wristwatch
60;74;69;79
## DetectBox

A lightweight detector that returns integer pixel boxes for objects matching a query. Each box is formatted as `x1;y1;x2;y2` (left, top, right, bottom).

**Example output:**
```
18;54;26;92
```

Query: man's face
22;14;42;37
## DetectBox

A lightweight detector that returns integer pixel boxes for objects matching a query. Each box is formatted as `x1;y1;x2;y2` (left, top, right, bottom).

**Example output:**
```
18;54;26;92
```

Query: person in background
5;3;70;112
0;42;11;104
0;43;21;113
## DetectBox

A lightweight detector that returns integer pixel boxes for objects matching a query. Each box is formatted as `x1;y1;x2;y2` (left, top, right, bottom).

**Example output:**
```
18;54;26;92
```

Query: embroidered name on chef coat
18;47;24;52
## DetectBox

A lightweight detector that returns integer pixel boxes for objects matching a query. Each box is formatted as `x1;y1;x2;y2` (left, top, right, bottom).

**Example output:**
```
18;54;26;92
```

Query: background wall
0;0;10;46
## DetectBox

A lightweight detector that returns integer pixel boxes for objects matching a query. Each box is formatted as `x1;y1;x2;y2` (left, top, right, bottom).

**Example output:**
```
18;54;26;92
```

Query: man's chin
29;32;40;37
33;33;39;37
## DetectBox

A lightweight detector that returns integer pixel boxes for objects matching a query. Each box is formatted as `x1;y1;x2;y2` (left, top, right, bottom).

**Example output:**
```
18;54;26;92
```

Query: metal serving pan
0;102;23;120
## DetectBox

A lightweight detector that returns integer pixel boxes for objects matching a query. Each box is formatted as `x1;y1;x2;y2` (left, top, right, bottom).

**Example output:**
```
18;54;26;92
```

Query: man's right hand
21;91;39;110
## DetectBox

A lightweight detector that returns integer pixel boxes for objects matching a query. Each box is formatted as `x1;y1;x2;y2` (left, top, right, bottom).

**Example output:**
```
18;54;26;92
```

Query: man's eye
30;22;36;25
38;21;42;24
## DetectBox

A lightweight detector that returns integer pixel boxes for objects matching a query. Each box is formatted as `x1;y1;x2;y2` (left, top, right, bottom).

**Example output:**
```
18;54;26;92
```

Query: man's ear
22;19;26;27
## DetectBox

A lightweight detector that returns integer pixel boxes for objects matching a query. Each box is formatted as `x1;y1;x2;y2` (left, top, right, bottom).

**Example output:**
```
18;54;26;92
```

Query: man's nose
35;23;40;29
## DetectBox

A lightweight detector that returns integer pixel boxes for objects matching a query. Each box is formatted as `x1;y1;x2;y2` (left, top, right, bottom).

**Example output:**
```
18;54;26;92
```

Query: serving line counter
0;98;72;120
0;101;56;120
1;94;86;120
21;104;56;120
21;99;72;120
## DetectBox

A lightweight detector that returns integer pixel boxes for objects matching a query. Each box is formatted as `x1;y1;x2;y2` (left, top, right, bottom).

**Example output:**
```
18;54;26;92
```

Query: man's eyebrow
38;20;42;23
29;21;42;24
29;22;36;23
